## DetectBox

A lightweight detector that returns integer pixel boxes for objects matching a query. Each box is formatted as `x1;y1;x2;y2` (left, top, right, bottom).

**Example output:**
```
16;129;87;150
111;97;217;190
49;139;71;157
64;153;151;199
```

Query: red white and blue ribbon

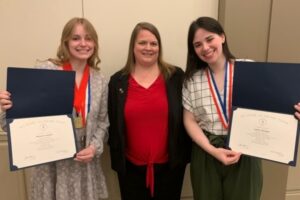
206;61;233;129
84;78;91;120
63;63;91;126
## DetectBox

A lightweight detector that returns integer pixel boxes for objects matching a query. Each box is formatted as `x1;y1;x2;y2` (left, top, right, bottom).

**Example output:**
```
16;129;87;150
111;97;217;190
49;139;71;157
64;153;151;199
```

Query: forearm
89;124;107;156
183;109;217;156
90;83;109;156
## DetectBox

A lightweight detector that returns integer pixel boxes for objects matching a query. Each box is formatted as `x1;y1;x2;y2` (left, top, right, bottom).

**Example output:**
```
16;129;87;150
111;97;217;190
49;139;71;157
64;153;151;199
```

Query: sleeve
34;60;58;70
0;111;7;132
182;79;194;113
107;75;120;148
235;58;255;62
90;77;109;156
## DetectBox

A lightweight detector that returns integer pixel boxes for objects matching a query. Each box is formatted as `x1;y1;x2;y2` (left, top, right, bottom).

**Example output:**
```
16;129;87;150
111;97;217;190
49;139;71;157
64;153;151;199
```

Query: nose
145;43;151;50
80;38;87;46
202;42;209;50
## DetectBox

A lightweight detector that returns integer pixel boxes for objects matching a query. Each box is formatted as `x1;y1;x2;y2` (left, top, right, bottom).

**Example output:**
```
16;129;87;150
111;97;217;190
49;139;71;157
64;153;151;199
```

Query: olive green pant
190;142;263;200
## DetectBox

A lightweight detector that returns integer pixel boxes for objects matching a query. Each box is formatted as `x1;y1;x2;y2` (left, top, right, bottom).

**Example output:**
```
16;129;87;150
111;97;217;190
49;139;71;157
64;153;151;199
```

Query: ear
221;34;225;43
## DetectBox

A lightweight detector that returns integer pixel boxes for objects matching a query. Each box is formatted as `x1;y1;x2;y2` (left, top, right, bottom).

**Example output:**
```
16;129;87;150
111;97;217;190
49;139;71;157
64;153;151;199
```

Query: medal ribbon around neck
63;63;90;127
206;61;233;129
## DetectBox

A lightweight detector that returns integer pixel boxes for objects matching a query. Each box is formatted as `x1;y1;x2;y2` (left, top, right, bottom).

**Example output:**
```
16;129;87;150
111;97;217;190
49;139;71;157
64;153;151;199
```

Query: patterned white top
1;61;109;200
182;69;229;135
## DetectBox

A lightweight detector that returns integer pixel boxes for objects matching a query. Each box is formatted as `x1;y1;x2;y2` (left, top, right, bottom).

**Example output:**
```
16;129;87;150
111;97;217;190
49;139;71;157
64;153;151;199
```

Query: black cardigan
108;67;191;174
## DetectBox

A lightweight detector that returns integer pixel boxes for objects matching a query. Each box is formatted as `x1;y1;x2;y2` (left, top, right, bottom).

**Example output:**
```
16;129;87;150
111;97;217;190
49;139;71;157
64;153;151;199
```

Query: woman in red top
108;22;191;200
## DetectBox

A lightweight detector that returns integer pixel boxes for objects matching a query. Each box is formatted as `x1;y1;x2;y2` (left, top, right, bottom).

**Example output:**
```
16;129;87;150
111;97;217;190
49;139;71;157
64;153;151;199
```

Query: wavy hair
49;17;101;69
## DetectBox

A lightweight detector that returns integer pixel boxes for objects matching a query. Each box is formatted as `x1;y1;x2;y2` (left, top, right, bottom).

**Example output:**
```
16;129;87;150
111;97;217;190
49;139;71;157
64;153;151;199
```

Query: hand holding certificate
8;115;76;169
229;108;298;165
228;61;300;166
5;67;77;170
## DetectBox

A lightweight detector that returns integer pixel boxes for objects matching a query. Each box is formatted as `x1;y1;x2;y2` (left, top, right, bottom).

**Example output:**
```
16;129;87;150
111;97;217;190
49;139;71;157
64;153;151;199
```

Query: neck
209;56;227;74
69;60;87;73
133;63;160;76
131;64;161;89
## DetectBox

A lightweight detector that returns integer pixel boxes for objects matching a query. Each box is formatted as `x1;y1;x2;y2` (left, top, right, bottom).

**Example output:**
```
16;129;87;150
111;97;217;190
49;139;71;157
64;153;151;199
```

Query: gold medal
74;115;83;129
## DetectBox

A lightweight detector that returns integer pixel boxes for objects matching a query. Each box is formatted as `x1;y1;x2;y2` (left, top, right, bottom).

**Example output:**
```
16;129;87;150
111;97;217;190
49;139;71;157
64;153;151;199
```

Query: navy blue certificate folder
229;61;300;166
232;61;300;114
6;67;75;119
6;67;77;171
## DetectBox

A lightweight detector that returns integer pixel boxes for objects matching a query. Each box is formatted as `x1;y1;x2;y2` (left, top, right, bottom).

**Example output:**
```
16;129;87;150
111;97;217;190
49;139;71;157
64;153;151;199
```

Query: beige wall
268;1;300;199
0;0;219;90
218;0;271;61
219;0;300;200
0;1;219;199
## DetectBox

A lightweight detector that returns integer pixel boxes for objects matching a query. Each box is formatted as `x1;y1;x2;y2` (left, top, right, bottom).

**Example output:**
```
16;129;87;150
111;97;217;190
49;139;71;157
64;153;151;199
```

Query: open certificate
6;67;77;171
229;108;298;165
7;115;76;170
228;61;300;166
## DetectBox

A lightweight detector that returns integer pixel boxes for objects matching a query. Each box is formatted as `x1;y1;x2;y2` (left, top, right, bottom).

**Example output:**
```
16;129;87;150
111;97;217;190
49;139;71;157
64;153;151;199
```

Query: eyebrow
206;35;214;39
193;34;215;44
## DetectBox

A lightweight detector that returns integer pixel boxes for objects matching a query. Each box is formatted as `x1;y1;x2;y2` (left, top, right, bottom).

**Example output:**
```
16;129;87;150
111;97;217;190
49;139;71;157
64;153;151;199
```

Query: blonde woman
0;17;108;200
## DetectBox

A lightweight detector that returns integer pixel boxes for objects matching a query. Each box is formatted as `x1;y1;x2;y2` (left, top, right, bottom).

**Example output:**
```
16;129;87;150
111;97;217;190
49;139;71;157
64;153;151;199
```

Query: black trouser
118;160;186;200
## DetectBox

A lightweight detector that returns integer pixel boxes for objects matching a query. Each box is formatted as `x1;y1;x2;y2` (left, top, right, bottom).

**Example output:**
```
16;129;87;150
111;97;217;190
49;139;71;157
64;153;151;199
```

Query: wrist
206;144;218;157
89;144;96;155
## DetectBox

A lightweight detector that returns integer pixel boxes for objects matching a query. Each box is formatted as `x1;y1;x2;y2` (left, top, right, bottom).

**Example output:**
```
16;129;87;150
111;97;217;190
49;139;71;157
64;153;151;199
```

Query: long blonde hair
49;17;101;69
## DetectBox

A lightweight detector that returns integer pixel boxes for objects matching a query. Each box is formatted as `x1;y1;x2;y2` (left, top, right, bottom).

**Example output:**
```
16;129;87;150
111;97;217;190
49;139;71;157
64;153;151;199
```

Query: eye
150;42;158;47
206;36;214;43
71;35;80;41
137;41;147;45
193;42;202;48
85;35;93;41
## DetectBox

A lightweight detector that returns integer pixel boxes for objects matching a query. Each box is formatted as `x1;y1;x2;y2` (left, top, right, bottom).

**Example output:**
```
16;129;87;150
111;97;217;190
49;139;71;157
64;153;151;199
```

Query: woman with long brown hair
108;22;191;200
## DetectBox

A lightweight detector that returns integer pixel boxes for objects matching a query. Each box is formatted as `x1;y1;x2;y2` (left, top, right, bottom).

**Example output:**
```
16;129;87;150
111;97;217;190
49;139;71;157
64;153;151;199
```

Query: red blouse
124;75;169;196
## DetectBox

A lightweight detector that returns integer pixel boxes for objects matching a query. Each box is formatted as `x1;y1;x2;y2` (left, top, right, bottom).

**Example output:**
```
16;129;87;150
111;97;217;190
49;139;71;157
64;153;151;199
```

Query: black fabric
118;160;186;200
108;67;191;174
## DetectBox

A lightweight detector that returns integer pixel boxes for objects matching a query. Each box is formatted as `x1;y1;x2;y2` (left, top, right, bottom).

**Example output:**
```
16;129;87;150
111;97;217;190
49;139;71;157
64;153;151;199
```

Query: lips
141;51;154;56
76;48;91;52
201;49;215;60
74;49;93;55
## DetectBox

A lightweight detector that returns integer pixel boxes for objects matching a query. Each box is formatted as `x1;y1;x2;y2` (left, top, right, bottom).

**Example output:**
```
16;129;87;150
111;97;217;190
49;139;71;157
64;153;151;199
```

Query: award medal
206;61;233;129
74;113;83;129
63;63;90;129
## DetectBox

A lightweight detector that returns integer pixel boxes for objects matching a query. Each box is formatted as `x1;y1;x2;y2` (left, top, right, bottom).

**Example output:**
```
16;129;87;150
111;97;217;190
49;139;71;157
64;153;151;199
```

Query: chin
76;55;92;60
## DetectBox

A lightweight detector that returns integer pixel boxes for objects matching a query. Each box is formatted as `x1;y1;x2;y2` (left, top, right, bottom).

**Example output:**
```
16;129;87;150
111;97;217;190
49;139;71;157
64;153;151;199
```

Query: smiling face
67;23;95;63
193;28;225;66
133;29;159;67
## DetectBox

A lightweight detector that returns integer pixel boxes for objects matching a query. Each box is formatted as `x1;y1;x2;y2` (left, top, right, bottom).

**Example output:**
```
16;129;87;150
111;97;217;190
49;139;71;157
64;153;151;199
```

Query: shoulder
109;69;128;83
169;66;184;79
185;69;205;83
35;60;60;70
183;69;205;92
90;68;106;79
90;68;108;88
174;66;184;75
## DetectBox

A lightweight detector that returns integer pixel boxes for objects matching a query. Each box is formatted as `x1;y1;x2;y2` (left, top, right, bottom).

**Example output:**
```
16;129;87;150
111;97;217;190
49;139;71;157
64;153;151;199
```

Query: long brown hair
122;22;175;79
185;17;235;80
49;17;101;69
